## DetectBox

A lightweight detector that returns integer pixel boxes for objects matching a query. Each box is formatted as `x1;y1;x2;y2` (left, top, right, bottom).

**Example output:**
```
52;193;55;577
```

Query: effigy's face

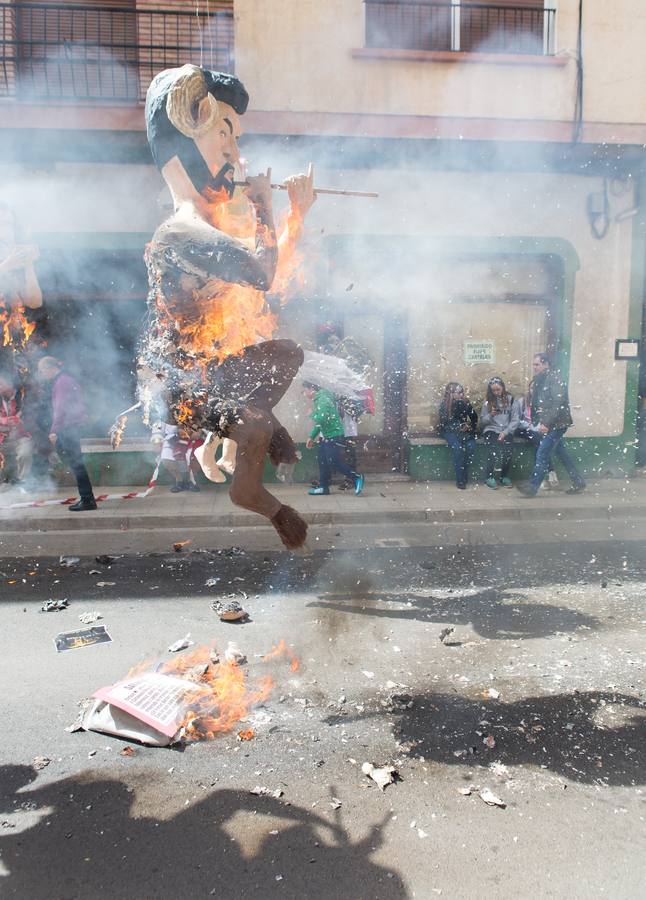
194;101;242;198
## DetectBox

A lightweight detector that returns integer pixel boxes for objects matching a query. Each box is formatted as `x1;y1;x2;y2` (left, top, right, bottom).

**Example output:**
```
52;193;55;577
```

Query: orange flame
155;188;306;369
127;640;298;743
0;304;36;350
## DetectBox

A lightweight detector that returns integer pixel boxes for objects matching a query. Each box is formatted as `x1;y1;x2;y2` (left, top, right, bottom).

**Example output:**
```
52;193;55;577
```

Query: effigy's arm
271;165;316;295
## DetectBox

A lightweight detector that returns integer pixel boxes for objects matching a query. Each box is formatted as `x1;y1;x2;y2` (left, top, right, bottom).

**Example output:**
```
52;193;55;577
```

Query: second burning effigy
139;65;315;549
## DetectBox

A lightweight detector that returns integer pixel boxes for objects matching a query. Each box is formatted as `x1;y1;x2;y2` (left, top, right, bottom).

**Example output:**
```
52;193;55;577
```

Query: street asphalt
0;535;645;899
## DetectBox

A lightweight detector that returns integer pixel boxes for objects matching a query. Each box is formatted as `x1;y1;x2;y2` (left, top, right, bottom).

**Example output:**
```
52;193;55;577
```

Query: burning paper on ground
85;672;210;746
80;642;296;747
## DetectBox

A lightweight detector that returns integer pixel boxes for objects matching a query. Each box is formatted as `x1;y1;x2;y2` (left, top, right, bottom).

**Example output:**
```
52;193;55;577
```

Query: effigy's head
146;64;249;200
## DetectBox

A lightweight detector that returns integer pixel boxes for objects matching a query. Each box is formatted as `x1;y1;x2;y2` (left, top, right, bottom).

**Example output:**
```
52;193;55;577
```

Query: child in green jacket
303;382;364;495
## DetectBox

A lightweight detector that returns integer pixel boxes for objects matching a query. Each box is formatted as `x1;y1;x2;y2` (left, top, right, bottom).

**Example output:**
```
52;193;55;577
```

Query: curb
1;503;645;533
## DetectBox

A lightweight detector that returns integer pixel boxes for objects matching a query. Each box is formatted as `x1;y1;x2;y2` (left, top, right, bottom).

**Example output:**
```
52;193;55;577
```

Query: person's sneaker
68;498;98;512
548;471;559;487
485;477;498;490
170;484;185;493
566;482;586;495
516;482;538;497
354;474;364;495
187;482;201;492
308;487;330;495
500;477;513;488
456;482;466;490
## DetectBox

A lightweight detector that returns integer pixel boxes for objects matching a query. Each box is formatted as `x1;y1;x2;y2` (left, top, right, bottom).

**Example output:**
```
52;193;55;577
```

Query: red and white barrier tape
7;461;161;510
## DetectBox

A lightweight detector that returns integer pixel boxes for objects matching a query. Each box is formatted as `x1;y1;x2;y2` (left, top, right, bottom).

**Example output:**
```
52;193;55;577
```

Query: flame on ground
130;641;299;743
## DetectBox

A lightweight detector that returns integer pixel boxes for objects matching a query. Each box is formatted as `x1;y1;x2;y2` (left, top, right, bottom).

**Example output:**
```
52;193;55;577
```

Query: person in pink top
37;356;96;511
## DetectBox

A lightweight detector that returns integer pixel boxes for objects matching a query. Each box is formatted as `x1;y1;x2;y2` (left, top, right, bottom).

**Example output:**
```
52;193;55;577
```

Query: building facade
1;0;644;482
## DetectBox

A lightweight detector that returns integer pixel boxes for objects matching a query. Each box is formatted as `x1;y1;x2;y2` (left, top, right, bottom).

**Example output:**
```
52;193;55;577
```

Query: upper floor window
364;0;556;57
1;0;234;102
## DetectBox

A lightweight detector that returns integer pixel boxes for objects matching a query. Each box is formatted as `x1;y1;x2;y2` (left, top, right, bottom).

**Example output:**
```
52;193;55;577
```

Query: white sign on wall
464;340;495;365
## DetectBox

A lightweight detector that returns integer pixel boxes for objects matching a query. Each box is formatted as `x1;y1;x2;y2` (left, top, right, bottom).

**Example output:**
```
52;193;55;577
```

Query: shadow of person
391;690;646;786
308;587;599;641
0;766;408;899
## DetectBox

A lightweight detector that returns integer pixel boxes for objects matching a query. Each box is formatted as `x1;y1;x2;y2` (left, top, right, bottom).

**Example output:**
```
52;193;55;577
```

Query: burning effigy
0;201;42;359
131;64;317;550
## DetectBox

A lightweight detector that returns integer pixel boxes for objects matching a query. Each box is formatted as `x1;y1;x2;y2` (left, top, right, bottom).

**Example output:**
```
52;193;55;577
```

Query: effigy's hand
285;163;316;217
245;167;273;209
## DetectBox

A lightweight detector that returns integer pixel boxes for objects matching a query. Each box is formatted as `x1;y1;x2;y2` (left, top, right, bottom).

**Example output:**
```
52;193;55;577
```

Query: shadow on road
0;765;407;900
308;589;599;640
332;690;646;787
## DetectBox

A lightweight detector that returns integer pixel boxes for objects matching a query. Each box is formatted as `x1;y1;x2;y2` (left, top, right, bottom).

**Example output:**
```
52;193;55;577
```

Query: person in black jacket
439;382;478;489
517;353;586;497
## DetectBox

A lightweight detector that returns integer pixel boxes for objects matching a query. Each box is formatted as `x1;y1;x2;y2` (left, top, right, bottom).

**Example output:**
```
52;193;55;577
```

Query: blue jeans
530;427;585;490
442;431;476;486
318;438;357;490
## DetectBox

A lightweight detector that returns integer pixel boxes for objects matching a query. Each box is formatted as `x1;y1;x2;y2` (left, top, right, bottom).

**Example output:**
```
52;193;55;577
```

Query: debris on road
59;556;80;568
237;729;254;741
66;699;91;732
458;786;473;796
78;611;103;625
224;642;246;664
120;746;137;757
362;762;398;791
95;555;116;565
487;688;501;700
250;786;283;798
479;788;506;808
32;756;50;770
439;626;455;644
205;577;220;587
211;598;248;622
41;598;69;612
330;798;342;809
96;582;116;588
54;626;112;652
172;540;192;552
168;634;193;652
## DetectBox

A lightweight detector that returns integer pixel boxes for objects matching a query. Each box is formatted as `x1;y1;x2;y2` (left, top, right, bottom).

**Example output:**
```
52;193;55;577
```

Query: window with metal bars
0;0;234;101
364;0;555;56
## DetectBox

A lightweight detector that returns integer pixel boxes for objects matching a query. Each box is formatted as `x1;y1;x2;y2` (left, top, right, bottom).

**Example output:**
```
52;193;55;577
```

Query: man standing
304;382;364;496
37;357;97;511
517;353;586;497
0;371;32;488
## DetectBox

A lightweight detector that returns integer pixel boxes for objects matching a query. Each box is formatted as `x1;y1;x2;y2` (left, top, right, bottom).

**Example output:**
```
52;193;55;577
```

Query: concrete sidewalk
0;474;645;533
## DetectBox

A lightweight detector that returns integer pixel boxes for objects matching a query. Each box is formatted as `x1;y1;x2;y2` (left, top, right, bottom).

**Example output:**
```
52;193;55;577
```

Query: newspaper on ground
83;672;209;746
55;626;112;652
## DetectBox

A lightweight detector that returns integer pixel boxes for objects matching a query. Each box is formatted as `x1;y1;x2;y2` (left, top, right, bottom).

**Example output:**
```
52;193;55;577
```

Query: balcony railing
365;0;556;56
0;1;234;102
